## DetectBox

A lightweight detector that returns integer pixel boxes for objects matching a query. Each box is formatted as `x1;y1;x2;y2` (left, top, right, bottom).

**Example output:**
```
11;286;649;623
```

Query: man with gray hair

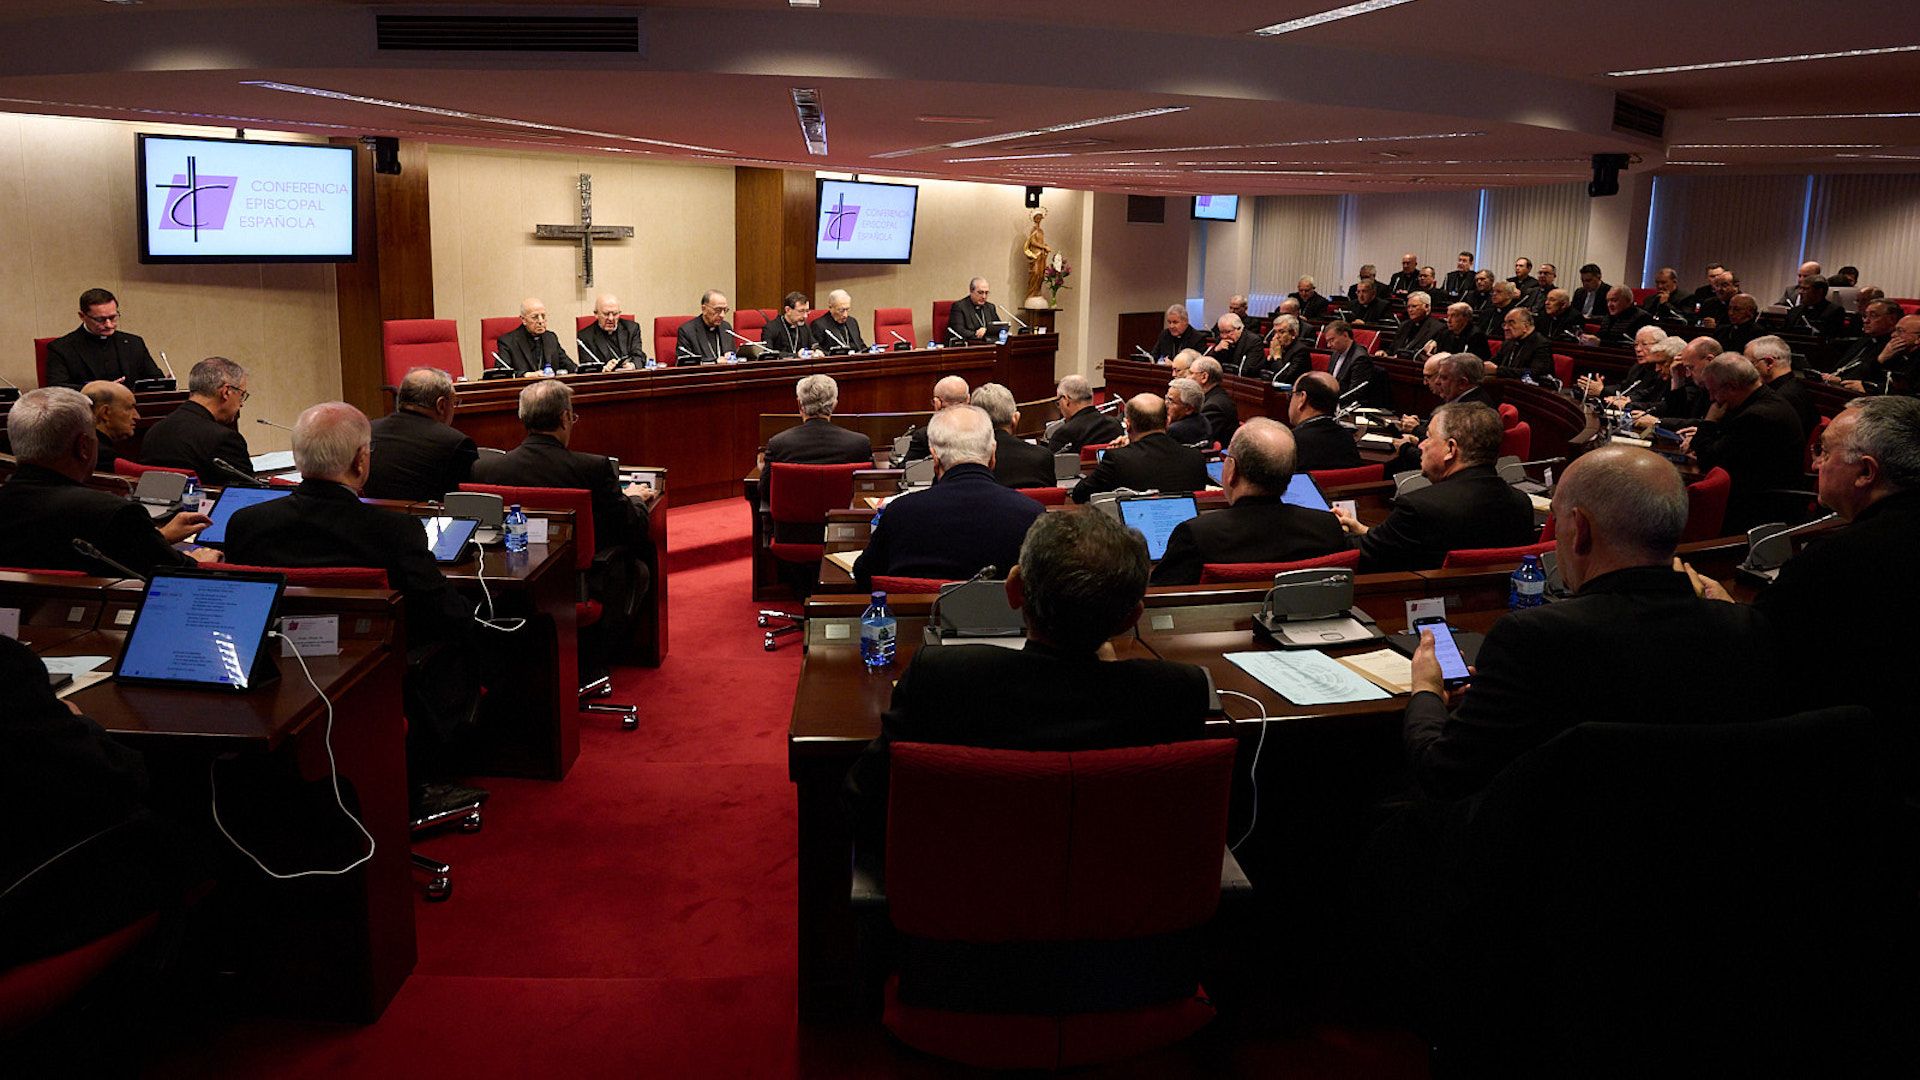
366;366;479;501
1383;291;1446;360
970;381;1054;488
139;355;252;480
853;404;1043;589
1334;402;1534;571
1288;275;1331;319
900;375;972;465
1686;355;1806;533
1165;377;1209;444
1402;444;1789;801
1584;285;1654;345
1151;418;1346;585
495;296;575;376
1204;313;1262;376
946;277;1002;343
1044;373;1122;454
1072;393;1211;503
1191;355;1241;443
1153;303;1206;359
577;293;647;370
0;386;212;573
1745;334;1814;435
765;374;873;465
815;288;869;353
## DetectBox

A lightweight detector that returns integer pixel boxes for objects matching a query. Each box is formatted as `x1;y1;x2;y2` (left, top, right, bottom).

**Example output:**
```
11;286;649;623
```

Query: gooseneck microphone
211;457;267;489
946;327;967;345
72;539;148;582
255;418;294;433
491;352;510;371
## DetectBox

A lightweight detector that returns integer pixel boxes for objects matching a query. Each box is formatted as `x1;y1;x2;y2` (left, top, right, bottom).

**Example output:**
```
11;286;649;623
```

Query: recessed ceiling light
1605;44;1920;77
1251;0;1419;36
789;0;820;7
872;106;1187;158
1835;153;1920;160
1726;110;1920;121
792;88;827;156
1088;131;1483;155
916;115;991;124
946;152;1075;163
1670;143;1880;149
1663;161;1726;166
241;80;732;155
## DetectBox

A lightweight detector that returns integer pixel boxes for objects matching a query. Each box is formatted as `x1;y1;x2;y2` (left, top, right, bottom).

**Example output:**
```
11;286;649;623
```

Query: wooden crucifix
534;173;633;288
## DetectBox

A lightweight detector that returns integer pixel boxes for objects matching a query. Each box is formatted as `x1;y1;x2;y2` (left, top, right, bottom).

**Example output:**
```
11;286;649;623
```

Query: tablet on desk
1116;494;1199;561
1281;472;1332;513
199;486;295;546
420;516;480;564
115;568;285;692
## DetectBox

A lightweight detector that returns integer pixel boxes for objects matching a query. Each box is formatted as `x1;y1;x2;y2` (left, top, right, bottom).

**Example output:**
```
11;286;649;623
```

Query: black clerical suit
1392;316;1448;360
1592;306;1654;343
1261;340;1315;383
675;317;732;365
1826;333;1890;377
1715;319;1765;354
471;433;649;557
1151;326;1207;359
1199;384;1239;445
1206;333;1263;378
1357;463;1535;572
1660;377;1710;423
1071;431;1211;503
1570;283;1612;321
365;407;478;502
844;639;1214;855
1690;385;1806;535
1287;291;1332;318
494;325;575;375
44;327;163;388
575;319;648;369
1291;414;1364;473
1404;566;1790;802
1507;274;1538;296
0;462;194;575
1151;495;1347;585
765;417;874;465
1325;343;1381;405
1787;298;1847;338
1602;361;1664;407
1044;406;1123;455
1347;296;1394;327
814;314;868;354
991;429;1056;489
852;462;1044;588
1388;269;1420;298
1766;372;1816;436
1641;289;1696;321
762;316;815;358
1477;300;1525;340
94;432;122;473
1441;270;1476;303
1489;332;1553;382
946;297;1001;344
1539;307;1584;342
1166;413;1211;445
123;399;250;482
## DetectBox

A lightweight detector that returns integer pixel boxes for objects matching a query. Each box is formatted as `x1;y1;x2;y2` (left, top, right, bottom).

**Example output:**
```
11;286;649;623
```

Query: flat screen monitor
1117;494;1199;561
200;486;295;546
115;568;284;691
815;178;918;264
1282;472;1332;513
420;516;479;564
1191;195;1239;222
137;134;357;263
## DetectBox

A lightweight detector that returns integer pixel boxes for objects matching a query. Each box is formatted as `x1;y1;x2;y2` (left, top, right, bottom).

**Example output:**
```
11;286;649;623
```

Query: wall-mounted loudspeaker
1588;153;1628;198
1024;186;1043;209
371;136;402;176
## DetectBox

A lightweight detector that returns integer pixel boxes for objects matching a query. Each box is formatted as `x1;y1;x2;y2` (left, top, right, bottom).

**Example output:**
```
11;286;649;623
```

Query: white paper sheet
1225;650;1391;706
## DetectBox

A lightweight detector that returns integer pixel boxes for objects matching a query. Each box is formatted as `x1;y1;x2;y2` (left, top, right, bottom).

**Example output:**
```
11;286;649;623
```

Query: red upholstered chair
1540;513;1556;541
381;319;463;387
1441;539;1556;568
870;575;957;595
1198;547;1361;583
459;483;639;728
1552;353;1575;386
1309;463;1385;488
1498;402;1520;430
1080;440;1115;466
0;913;159;1041
33;336;55;387
113;458;194;483
653;315;692;365
873;307;915;348
1631;287;1656;304
1309;351;1330;372
734;308;769;342
478;317;523;372
1805;416;1832;473
931;300;954;345
1351;328;1381;352
0;567;87;577
1894;298;1920;316
1681;467;1733;542
1500;420;1531;460
1014;486;1070;506
873;740;1239;1070
573;313;637;334
757;462;867;649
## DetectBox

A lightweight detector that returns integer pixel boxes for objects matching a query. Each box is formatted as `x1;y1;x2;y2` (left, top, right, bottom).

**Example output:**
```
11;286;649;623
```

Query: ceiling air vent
376;14;642;53
1612;95;1666;139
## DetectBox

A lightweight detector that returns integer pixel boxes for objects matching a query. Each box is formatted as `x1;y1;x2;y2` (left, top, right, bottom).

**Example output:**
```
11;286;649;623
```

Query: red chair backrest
458;483;595;572
734;308;770;342
1894;298;1920;316
1805;416;1832;473
1308;463;1384;488
1080;441;1115;466
1681;466;1733;542
653;315;693;366
1014;486;1070;506
0;912;158;1039
1631;287;1656;304
886;740;1236;941
1552;353;1574;386
1441;538;1555;568
1198;548;1361;583
1351;328;1380;352
33;337;55;388
764;463;865;528
0;566;87;577
114;458;194;482
874;307;915;347
1309;351;1330;372
381;319;463;386
573;313;637;333
870;575;958;595
200;561;389;589
478;317;522;371
1540;513;1556;541
1497;402;1520;430
931;300;954;344
1500;420;1531;460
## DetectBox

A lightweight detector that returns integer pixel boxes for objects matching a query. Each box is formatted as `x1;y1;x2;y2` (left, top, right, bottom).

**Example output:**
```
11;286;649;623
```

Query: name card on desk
279;616;340;657
527;517;551;545
0;607;17;640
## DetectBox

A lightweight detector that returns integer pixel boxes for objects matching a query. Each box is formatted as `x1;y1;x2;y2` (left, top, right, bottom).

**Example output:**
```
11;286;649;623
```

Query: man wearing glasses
675;290;734;365
138;356;254;480
45;288;166;388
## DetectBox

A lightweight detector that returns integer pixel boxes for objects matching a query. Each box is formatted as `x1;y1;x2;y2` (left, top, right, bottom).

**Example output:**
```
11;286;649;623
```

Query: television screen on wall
137;134;357;263
1191;195;1239;221
815;178;918;264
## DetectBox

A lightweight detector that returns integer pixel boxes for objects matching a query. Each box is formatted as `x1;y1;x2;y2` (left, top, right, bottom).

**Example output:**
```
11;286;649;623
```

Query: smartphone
1413;616;1472;689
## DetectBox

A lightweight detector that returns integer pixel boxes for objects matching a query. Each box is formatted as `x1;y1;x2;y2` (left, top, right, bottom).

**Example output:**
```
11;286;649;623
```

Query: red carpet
145;496;1427;1078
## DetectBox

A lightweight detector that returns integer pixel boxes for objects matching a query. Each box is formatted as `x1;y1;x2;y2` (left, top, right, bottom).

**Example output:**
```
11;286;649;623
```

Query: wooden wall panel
735;167;816;313
334;138;434;416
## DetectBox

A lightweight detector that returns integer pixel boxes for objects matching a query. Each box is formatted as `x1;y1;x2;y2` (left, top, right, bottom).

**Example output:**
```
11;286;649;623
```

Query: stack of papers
824;550;860;574
1225;650;1390;706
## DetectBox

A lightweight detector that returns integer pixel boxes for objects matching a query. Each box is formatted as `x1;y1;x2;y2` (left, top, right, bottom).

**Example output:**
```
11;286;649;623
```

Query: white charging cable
1216;688;1272;852
469;536;525;633
209;624;375;879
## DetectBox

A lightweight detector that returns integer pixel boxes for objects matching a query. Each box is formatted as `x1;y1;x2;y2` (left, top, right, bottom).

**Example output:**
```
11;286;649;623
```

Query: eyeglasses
81;311;119;325
223;384;251;403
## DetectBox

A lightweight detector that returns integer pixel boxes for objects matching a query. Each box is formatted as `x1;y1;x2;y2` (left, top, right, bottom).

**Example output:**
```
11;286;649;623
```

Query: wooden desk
450;336;1059;504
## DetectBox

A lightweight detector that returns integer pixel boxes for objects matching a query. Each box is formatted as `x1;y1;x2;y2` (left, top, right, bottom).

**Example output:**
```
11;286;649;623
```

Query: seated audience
853;405;1043;588
1463;270;1497;312
495;297;575;376
1071;393;1211;502
1686;356;1805;534
1776;260;1822;307
1583;286;1654;344
1649;335;1722;425
1442;252;1476;302
844;509;1215;853
1402;445;1788;801
1044;374;1124;454
1204;313;1262;376
899;375;971;464
970;381;1055;489
1824;298;1902;380
1387;253;1420;298
1151;418;1345;584
1152;303;1206;359
1695;269;1740;328
1227;294;1255;329
1570;263;1611;321
1191;356;1241;444
764;374;874;465
1538;289;1582;340
1580;327;1677;408
81;379;137;472
1345;268;1379;303
1788;276;1848;338
365;367;478;501
675;290;734;364
1486;307;1552;382
574;294;646;370
1506;257;1538;296
44;287;164;388
762;292;816;357
1642;266;1695;319
1476;280;1524;338
138;356;252;480
1746;335;1815;435
1829;313;1920;396
0;387;211;574
1394;351;1492;441
1167;348;1196;381
1334;402;1534;571
1165;377;1211;444
1288;371;1365;472
1415;265;1442;302
1439;301;1491;360
1322;320;1380;406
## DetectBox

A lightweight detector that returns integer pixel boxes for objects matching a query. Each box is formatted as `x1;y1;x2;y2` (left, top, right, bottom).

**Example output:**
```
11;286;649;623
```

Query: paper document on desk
1336;648;1415;695
1358;433;1399;447
1225;650;1390;706
56;672;111;700
1529;493;1553;513
824;550;860;574
43;655;112;677
249;450;296;473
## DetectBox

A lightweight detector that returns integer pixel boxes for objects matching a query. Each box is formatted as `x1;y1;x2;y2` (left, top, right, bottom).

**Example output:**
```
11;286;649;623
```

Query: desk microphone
211;457;267;489
676;346;699;363
819;326;849;352
1095;395;1123;414
724;328;757;347
889;331;912;348
946;327;967;345
491;352;510;371
575;337;608;369
255;418;294;433
0;370;17;390
158;351;176;381
72;539;148;582
1337;380;1370;401
1004;310;1029;333
927;563;998;636
1134;347;1156;363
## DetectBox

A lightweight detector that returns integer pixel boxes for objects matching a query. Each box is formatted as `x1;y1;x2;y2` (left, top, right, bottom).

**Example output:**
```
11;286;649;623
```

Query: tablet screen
1206;459;1224;485
200;486;294;545
1117;495;1198;561
420;516;479;563
1282;472;1331;513
117;570;283;690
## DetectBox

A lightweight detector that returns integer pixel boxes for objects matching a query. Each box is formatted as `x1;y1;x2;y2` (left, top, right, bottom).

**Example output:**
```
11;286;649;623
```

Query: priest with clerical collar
45;288;166;388
675;290;733;364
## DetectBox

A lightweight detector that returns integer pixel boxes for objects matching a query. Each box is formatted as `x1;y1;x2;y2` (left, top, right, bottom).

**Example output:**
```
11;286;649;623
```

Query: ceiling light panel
1251;0;1419;37
1727;111;1920;121
872;106;1187;159
1606;44;1920;77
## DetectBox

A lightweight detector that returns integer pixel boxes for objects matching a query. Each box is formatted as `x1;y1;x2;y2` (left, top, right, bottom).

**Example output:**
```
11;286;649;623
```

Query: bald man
1070;393;1211;503
81;379;138;472
1150;418;1346;585
495;297;574;376
575;294;648;370
676;290;734;364
366;367;479;501
900;375;972;465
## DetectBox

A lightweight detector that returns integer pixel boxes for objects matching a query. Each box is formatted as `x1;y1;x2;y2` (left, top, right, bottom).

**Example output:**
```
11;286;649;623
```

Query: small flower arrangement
1043;253;1072;305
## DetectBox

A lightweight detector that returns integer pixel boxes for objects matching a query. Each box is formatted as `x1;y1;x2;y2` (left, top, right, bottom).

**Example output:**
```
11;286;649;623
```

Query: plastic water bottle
1509;554;1547;609
997;327;1010;345
860;591;896;669
504;504;529;553
179;478;201;513
541;361;554;377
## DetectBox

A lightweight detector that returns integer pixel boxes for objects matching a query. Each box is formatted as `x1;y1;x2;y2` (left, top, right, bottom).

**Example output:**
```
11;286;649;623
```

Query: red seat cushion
1199;548;1360;583
577;598;603;628
1308;463;1384;488
479;316;521;371
869;575;955;594
1014;486;1069;505
200;561;388;588
1441;539;1556;568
